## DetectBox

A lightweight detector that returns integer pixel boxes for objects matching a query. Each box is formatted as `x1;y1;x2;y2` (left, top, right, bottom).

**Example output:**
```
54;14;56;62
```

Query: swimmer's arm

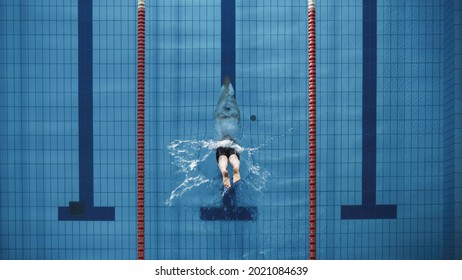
214;85;229;117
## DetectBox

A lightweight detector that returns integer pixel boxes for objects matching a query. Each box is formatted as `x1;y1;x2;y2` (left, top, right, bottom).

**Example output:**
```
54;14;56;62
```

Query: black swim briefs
216;146;240;162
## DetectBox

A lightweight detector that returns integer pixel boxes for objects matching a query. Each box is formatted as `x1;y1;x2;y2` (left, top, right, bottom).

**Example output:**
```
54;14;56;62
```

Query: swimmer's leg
218;155;231;188
229;154;241;184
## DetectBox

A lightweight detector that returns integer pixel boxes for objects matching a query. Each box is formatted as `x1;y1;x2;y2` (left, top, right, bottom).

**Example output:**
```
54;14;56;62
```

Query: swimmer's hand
222;76;235;97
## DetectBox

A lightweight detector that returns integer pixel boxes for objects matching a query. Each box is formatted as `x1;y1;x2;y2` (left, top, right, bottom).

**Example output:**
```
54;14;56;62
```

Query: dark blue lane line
59;0;115;221
201;0;256;221
200;187;257;221
221;0;236;90
362;0;378;207
341;0;397;219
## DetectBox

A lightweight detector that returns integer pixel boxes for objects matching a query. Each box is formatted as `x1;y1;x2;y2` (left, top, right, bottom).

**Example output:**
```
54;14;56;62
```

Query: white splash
166;138;269;206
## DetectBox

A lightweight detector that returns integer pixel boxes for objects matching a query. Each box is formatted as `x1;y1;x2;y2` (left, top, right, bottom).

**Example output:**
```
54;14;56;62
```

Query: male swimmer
214;77;241;188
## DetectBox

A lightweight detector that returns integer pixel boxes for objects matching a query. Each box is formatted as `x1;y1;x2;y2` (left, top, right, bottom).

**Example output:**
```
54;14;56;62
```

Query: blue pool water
0;0;461;259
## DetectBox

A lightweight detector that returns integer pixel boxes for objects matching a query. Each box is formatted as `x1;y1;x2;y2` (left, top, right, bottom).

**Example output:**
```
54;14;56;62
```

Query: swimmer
214;77;241;188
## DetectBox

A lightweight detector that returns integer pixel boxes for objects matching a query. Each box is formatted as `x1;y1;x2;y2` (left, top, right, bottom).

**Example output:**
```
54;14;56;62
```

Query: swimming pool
0;0;461;260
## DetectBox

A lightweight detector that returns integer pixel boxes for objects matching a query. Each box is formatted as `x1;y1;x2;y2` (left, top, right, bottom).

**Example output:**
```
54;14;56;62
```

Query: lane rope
308;0;317;260
137;0;146;260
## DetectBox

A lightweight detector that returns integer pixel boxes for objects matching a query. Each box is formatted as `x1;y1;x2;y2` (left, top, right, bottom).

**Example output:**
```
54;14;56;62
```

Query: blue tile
0;0;460;260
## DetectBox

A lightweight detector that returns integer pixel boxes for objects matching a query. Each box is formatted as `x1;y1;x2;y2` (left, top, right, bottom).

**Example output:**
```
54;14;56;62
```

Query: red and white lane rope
308;0;317;260
137;0;146;260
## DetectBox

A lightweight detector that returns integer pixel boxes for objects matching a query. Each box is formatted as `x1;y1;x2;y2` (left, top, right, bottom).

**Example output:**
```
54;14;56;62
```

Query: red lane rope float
137;0;146;260
308;0;316;260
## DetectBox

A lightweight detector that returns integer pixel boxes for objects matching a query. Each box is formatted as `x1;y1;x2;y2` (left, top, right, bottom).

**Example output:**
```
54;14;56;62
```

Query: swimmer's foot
233;168;241;184
222;170;231;188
